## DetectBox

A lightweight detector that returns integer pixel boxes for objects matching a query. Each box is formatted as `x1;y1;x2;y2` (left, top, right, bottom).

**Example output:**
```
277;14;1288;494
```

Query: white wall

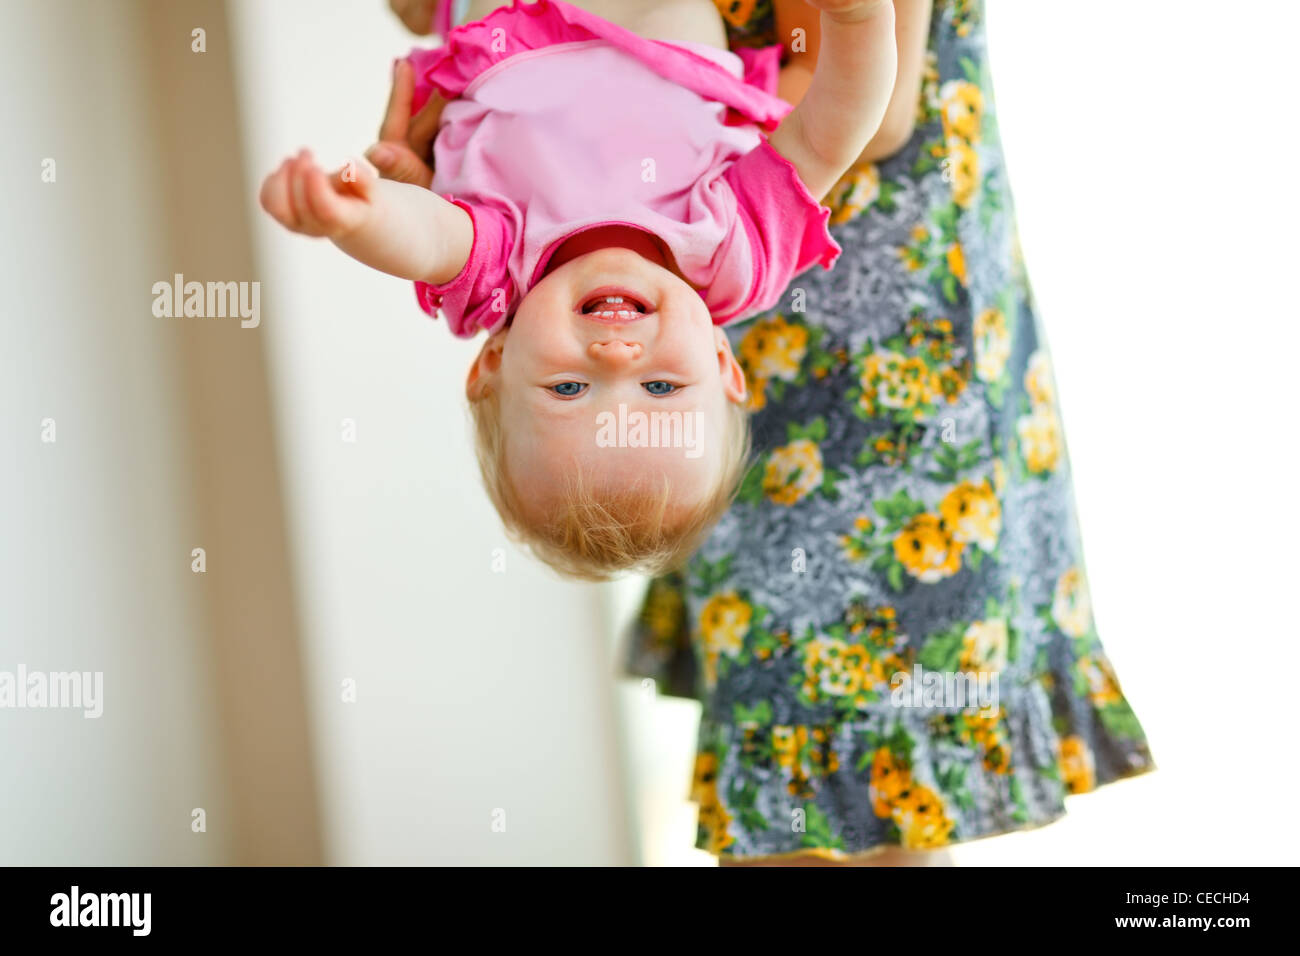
228;0;631;865
0;1;231;865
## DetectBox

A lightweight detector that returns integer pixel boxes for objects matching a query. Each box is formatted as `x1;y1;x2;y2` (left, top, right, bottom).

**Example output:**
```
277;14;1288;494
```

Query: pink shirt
407;0;841;338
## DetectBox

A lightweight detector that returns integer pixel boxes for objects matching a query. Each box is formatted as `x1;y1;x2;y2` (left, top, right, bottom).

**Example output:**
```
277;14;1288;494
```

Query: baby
260;0;897;579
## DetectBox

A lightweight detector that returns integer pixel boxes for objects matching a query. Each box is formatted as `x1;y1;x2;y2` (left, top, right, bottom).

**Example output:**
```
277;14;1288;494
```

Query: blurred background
1;0;1297;866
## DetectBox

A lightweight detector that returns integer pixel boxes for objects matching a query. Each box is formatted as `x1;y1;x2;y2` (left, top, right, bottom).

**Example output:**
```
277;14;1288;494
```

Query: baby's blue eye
643;381;677;396
550;382;586;397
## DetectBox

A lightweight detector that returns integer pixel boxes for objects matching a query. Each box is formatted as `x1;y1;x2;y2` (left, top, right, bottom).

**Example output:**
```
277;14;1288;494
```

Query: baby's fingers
260;161;299;230
331;157;377;196
287;151;320;233
304;163;353;234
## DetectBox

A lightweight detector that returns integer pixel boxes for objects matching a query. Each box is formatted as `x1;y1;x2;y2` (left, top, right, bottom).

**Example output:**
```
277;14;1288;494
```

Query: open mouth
578;287;651;321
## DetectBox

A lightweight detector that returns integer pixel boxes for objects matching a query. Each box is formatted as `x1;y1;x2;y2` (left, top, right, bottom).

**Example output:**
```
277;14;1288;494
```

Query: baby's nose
587;339;643;364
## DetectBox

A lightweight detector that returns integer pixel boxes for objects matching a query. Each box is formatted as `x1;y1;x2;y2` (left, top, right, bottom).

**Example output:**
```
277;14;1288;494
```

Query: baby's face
471;246;747;517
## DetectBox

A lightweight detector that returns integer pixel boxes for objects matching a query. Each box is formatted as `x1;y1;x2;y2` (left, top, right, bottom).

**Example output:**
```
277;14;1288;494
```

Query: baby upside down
259;0;897;579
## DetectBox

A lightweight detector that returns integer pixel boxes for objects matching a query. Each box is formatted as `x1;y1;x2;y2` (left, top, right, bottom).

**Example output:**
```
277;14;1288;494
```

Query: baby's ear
466;331;507;401
714;327;747;404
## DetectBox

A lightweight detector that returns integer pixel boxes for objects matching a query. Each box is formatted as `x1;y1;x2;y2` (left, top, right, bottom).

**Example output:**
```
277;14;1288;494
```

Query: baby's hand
259;149;378;239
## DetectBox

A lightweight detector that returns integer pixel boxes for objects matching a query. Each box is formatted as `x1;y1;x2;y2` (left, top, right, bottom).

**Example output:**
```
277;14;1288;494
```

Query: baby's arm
767;0;899;200
777;0;933;162
260;149;472;285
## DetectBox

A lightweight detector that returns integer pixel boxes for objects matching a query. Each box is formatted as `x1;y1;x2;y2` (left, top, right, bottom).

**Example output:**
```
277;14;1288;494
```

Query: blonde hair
469;387;750;581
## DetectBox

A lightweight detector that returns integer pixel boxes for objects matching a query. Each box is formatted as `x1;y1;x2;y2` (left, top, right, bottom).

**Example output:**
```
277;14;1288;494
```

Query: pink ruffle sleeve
413;198;517;338
717;138;842;324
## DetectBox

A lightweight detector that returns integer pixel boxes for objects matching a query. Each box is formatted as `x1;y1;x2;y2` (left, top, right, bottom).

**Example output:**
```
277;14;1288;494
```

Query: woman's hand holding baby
365;59;444;189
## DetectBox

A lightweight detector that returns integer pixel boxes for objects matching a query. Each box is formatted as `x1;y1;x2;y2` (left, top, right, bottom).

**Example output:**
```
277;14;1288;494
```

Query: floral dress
624;0;1155;862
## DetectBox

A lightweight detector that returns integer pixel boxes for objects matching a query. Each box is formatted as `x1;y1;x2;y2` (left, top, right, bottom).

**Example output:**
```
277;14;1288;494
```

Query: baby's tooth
607;296;624;303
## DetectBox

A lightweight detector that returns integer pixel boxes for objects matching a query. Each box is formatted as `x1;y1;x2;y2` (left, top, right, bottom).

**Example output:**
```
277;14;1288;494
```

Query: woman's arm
776;0;934;163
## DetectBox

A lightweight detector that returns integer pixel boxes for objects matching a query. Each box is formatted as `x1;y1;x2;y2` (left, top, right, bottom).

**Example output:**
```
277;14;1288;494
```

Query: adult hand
389;0;441;34
364;59;444;189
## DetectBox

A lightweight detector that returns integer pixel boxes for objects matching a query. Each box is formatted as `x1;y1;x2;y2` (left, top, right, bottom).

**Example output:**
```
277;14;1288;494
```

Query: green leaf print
873;488;926;527
1009;776;1030;824
733;700;773;726
735;457;765;506
798;802;844;850
786;417;827;443
1097;700;1146;741
729;779;770;834
887;724;916;765
877;180;900;213
942;274;958;304
938;764;975;813
919;621;966;672
690;554;735;595
821;467;846;499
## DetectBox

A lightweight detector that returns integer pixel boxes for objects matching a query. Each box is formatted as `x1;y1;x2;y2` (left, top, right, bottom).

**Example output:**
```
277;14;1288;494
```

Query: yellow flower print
869;748;910;818
1079;654;1123;707
1059;735;1096;794
917;49;940;123
827;161;881;225
773;726;840;791
1024;349;1057;407
939;479;1002;552
944;137;979;208
696;786;735;853
739;314;808;383
946;242;968;286
982;739;1012;774
698;591;751;656
943;0;979;38
962;709;1001;746
935;365;967;404
893;513;965;582
960;617;1010;674
641;579;683;647
809;727;840;774
1016;403;1063;474
690;751;719;803
992;458;1008;493
973;306;1011;382
763;438;824;505
712;0;757;29
893;784;955;848
802;636;875;700
861;350;935;416
900;811;956;848
772;725;799;769
939;78;984;144
1051;566;1093;637
698;591;751;686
